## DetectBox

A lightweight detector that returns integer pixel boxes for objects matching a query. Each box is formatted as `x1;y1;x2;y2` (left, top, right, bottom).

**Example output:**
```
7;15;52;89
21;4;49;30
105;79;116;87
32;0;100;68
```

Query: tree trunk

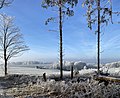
97;0;100;75
5;59;7;76
59;0;63;80
71;65;73;79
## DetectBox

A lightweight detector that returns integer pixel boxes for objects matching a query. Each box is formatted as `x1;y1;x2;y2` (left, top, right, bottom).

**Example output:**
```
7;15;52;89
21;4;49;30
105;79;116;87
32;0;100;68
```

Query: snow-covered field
0;66;71;76
0;61;120;77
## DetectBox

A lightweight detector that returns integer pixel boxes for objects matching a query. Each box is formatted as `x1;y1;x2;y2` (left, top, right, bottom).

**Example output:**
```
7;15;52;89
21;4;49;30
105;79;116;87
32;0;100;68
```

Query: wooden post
43;73;46;82
71;63;74;79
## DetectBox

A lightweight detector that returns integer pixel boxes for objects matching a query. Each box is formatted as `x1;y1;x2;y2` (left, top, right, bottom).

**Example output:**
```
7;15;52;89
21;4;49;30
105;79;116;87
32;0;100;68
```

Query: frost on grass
4;78;120;98
0;61;120;98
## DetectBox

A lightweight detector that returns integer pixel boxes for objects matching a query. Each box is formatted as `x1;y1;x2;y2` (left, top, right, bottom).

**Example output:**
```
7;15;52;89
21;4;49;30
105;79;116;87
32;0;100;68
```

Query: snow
53;61;96;71
0;66;70;76
79;68;97;75
4;78;120;98
0;66;97;77
101;61;120;76
0;61;120;77
0;61;120;97
0;60;95;76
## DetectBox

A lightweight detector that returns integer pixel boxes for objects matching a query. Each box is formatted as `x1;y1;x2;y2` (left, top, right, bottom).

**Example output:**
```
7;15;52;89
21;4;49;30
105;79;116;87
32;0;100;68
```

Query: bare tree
0;0;13;9
0;14;29;75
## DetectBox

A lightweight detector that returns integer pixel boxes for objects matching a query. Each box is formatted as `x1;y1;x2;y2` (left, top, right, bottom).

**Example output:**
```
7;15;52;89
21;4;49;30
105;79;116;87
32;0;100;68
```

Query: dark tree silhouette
0;14;29;75
0;0;13;9
42;0;78;79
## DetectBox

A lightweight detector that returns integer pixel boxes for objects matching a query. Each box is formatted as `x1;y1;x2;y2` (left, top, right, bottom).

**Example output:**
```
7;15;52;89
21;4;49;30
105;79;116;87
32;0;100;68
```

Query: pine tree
42;0;78;79
82;0;119;75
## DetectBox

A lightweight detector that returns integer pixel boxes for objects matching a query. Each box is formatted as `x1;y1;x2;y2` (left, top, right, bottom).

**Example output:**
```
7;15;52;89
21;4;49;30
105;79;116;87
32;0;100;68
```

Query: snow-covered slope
101;61;120;76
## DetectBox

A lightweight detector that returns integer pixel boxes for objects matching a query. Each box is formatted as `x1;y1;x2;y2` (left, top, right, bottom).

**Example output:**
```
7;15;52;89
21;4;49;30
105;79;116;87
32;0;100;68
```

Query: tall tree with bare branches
82;0;120;75
0;0;13;9
82;0;116;74
0;14;29;75
42;0;78;79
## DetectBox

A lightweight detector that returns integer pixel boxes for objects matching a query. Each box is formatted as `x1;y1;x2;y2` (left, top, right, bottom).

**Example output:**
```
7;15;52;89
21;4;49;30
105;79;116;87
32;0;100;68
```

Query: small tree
0;14;29;75
0;0;13;9
42;0;78;79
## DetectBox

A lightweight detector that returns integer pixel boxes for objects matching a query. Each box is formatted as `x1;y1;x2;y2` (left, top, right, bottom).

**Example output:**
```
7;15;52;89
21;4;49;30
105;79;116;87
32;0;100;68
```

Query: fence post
43;73;47;82
71;62;74;79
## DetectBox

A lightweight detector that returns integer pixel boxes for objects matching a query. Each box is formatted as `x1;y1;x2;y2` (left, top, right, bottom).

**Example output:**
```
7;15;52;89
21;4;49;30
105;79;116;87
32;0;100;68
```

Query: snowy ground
0;74;120;98
0;61;120;97
0;60;120;77
0;67;97;77
101;61;120;76
0;66;70;77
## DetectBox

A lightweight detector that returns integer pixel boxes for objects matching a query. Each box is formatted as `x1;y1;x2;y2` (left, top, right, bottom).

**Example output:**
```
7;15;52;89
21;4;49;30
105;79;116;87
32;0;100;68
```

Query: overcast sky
0;0;120;63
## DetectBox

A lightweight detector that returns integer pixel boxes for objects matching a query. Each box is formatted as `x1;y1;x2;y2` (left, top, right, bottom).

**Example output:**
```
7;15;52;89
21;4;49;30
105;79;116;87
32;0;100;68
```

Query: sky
0;0;120;63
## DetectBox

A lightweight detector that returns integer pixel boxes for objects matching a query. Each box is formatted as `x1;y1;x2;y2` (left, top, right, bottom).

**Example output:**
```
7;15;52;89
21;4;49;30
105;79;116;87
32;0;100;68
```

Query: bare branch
0;0;13;9
0;0;5;9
